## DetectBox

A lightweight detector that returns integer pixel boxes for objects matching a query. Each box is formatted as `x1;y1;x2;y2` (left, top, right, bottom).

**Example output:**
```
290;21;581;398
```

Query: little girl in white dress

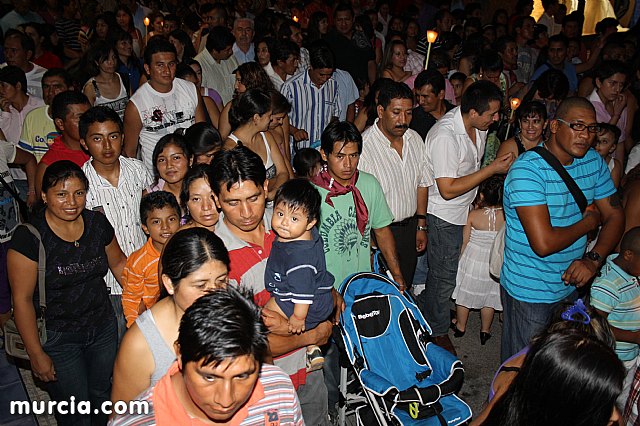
451;176;504;345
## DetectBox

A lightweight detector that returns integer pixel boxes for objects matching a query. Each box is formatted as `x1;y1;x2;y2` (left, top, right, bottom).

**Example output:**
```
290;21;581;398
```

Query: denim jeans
422;215;463;336
323;338;340;410
0;241;10;313
109;294;126;345
43;317;117;426
298;369;329;425
413;251;429;287
500;287;577;362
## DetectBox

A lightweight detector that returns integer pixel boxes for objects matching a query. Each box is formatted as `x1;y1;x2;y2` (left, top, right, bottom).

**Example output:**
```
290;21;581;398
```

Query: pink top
405;75;457;105
589;89;627;145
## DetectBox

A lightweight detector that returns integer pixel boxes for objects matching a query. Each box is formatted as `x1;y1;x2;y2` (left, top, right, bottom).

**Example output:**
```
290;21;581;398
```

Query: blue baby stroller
337;254;472;425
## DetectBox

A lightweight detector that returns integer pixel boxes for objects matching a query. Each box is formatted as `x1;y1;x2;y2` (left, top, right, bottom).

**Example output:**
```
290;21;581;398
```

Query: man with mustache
360;81;433;288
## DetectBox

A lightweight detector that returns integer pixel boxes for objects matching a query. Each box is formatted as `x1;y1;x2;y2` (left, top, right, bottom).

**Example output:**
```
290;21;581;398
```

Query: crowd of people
1;0;640;424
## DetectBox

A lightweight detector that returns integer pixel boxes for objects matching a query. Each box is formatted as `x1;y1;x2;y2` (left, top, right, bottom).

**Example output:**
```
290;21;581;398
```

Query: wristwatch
583;251;602;264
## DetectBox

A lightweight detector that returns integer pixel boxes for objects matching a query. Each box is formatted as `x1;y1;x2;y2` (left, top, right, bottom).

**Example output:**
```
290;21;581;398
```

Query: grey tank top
136;309;176;385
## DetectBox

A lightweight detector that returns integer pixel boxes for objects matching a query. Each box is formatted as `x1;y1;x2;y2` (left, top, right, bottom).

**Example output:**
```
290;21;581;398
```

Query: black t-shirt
326;30;375;84
410;101;455;141
9;209;115;332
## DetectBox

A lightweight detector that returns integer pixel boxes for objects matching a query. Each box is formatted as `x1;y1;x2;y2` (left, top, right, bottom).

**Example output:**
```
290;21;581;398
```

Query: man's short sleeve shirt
314;171;393;289
502;147;616;303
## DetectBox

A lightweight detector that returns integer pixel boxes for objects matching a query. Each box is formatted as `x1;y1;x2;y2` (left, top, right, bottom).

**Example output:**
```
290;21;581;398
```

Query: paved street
453;311;502;417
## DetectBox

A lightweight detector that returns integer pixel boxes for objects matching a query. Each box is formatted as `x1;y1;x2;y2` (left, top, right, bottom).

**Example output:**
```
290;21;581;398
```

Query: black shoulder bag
530;146;588;213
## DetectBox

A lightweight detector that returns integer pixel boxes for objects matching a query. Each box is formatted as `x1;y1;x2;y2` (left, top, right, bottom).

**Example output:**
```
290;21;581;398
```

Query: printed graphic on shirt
101;98;129;119
31;131;60;148
141;105;194;132
265;410;281;426
318;205;369;261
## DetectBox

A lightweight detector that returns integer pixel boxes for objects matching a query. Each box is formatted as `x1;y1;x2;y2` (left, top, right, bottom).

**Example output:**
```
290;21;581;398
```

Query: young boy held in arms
264;178;335;371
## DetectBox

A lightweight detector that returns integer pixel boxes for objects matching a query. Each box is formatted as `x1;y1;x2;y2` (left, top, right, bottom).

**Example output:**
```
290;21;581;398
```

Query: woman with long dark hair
218;61;274;139
480;330;624;426
111;227;229;405
115;5;144;57
179;165;219;232
148;133;192;208
113;29;144;93
184;122;223;165
306;11;329;44
380;39;412;84
168;29;196;63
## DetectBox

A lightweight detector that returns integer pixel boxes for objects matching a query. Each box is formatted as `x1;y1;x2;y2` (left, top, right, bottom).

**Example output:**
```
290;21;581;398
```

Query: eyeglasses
556;118;601;134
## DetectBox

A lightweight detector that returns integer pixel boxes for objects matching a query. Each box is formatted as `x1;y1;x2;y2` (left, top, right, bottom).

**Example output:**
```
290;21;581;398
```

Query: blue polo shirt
501;147;616;303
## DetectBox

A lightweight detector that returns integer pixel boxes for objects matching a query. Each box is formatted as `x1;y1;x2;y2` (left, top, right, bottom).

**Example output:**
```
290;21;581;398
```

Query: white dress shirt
425;107;486;225
360;119;433;222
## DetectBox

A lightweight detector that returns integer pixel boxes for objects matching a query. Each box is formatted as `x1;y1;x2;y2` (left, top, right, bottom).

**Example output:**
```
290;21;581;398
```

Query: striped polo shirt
215;211;307;389
108;362;304;425
502;147;616;303
360;119;433;222
591;255;640;362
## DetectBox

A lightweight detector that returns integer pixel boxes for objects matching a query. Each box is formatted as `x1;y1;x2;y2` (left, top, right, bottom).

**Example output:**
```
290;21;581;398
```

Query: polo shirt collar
588;89;602;103
216;209;273;251
605;254;635;282
154;361;265;426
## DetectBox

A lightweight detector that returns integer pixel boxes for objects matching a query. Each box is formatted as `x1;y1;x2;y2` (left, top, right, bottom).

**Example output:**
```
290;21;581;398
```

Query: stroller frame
337;264;472;426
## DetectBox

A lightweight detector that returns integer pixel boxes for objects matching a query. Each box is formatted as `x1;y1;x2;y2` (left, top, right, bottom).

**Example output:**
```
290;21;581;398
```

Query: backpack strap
530;146;588;213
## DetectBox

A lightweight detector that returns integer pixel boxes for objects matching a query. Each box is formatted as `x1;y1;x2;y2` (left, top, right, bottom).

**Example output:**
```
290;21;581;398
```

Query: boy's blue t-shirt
502;147;616;303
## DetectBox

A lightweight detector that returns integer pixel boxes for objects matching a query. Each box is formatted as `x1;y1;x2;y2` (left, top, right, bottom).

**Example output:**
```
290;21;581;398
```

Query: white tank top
130;78;198;174
87;73;129;119
228;132;275;179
